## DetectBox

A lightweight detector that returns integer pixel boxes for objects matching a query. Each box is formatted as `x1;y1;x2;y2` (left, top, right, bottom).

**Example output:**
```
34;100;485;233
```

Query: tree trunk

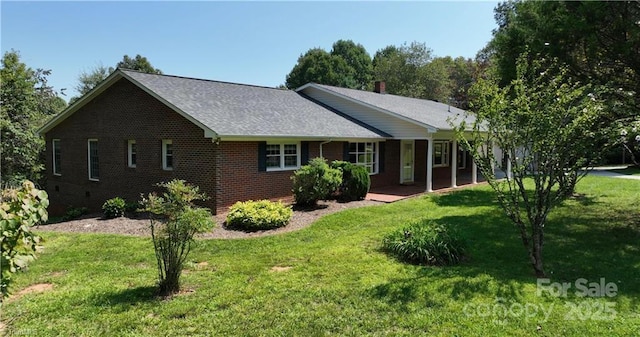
530;226;546;278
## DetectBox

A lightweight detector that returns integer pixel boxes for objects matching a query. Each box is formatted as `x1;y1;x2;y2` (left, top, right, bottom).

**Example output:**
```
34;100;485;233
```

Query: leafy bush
331;161;371;201
125;201;141;213
1;180;47;300
226;200;293;231
382;219;465;266
102;197;126;219
291;157;342;206
62;206;88;221
140;180;215;295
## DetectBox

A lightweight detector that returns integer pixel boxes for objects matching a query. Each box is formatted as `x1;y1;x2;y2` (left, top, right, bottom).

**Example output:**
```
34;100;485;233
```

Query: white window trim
52;139;61;176
127;140;136;168
349;141;379;175
88;139;99;181
266;142;301;172
433;140;450;168
162;139;173;171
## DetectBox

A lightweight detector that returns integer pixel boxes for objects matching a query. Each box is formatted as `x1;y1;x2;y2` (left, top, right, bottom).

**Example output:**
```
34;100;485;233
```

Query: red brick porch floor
366;175;486;203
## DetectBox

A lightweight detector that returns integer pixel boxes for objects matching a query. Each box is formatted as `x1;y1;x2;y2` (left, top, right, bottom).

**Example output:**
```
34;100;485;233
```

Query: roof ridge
118;68;288;91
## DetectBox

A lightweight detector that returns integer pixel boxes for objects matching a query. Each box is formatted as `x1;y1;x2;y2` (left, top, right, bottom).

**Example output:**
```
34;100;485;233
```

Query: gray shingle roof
308;83;473;130
121;70;388;139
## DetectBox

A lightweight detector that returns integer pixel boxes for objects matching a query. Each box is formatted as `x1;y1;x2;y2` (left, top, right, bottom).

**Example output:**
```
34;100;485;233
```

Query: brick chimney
374;81;386;94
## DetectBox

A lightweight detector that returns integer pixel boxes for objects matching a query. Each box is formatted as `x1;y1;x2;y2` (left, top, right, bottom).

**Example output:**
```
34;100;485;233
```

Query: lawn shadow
369;200;640;311
91;285;159;308
430;188;499;208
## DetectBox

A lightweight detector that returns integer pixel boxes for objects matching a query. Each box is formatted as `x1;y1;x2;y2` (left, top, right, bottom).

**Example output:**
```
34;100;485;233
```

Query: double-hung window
162;140;173;170
128;140;137;168
88;139;99;181
433;141;450;167
52;139;61;175
266;143;300;171
348;142;378;174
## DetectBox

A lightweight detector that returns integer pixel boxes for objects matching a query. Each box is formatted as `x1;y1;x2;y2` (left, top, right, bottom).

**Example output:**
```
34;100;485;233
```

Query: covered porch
366;171;485;203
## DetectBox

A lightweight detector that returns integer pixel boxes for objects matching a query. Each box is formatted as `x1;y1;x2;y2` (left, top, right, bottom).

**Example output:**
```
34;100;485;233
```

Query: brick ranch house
39;69;486;215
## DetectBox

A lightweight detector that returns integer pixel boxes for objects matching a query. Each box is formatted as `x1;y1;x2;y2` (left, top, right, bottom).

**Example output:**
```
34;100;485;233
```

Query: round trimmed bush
291;158;342;206
226;200;293;231
102;197;126;219
382;220;466;266
331;161;370;201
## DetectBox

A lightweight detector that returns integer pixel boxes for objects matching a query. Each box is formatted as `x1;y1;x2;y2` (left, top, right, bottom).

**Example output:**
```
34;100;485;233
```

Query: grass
610;166;640;176
3;176;640;336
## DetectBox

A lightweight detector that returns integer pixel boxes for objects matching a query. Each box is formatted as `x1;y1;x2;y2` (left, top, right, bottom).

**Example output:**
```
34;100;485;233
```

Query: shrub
1;180;47;300
331;161;371;201
102;197;126;219
140;180;215;295
226;200;293;231
382;219;466;266
125;202;141;213
291;158;342;206
62;206;88;221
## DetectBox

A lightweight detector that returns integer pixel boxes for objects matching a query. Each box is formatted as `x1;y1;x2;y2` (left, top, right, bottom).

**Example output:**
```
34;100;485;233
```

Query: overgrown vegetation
382;219;465;266
331;160;371;201
0;180;47;302
139;180;215;295
102;197;126;219
291;158;342;206
226;200;293;231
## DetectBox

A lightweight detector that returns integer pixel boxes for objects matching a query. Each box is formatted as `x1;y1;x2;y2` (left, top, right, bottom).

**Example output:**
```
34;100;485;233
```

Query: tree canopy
285;40;373;90
0;50;66;185
286;40;480;108
73;54;162;100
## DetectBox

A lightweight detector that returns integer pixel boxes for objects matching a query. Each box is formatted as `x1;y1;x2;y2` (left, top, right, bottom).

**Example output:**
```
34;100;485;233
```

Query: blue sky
1;1;499;100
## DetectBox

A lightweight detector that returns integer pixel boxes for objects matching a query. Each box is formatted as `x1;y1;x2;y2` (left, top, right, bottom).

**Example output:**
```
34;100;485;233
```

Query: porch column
472;159;478;184
426;137;433;192
506;154;513;180
450;139;457;188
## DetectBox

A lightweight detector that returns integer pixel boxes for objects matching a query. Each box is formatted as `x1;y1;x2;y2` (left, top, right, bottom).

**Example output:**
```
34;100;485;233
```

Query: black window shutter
379;142;386;173
301;141;310;165
343;142;350;161
258;141;267;172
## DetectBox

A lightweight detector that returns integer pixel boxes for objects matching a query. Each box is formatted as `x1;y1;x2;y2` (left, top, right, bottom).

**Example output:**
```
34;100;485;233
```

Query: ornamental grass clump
226;200;293;231
383;219;466;266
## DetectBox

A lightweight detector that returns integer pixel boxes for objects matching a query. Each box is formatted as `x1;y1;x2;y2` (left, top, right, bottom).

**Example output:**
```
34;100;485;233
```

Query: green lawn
3;176;639;336
610;166;640;176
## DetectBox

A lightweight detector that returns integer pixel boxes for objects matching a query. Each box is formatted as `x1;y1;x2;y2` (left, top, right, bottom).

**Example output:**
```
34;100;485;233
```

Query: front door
401;140;415;184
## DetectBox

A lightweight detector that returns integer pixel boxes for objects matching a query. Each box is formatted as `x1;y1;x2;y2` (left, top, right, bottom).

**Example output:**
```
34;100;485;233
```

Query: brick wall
216;141;294;211
45;78;217;215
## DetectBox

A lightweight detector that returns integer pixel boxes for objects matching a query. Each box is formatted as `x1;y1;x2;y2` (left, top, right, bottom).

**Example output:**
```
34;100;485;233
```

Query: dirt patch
8;283;54;303
270;266;292;272
35;199;382;239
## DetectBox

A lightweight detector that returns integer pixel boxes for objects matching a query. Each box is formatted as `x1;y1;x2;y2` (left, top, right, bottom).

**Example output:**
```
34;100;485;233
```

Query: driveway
586;167;640;180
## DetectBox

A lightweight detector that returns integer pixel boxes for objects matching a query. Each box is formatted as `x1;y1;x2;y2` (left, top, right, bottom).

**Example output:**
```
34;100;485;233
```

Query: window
266;143;300;171
53;139;61;175
457;148;467;169
349;142;378;174
128;140;137;168
162;140;173;170
433;141;449;167
88;139;99;181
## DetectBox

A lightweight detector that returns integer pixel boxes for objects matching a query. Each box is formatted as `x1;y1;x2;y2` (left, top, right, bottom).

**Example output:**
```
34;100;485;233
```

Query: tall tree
456;55;605;277
72;54;162;100
0;50;66;185
285;48;352;89
372;42;433;98
489;1;639;116
330;40;373;90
